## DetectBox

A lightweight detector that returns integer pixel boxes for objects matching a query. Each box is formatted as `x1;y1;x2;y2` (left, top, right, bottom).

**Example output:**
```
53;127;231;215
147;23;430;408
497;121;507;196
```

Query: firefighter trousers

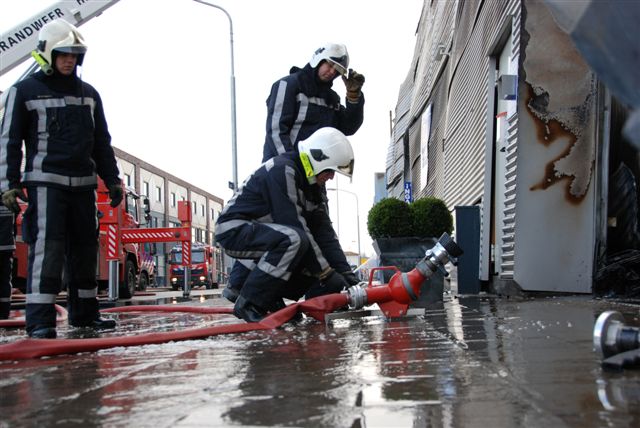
217;220;315;310
23;186;99;332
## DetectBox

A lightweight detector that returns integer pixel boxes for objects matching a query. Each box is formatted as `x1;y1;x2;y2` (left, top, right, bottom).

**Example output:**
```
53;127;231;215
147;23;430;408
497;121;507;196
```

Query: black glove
320;269;350;294
1;188;27;214
108;184;123;208
341;271;360;286
342;68;365;102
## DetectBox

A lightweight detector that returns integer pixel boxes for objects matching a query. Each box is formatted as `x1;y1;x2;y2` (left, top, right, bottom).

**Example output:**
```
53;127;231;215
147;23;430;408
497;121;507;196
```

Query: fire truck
95;179;156;298
12;179;156;299
169;243;219;290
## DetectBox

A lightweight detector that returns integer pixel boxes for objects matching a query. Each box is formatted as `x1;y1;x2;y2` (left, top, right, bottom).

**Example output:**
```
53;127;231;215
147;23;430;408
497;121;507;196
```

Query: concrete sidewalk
1;283;640;427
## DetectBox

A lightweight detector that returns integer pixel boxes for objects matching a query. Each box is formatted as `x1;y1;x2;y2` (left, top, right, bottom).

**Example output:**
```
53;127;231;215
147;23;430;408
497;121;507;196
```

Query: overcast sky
0;0;422;258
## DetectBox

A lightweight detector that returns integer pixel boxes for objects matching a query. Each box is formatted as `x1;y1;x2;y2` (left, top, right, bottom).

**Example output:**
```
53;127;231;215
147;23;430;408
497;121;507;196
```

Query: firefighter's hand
320;269;350;294
341;271;360;286
108;184;123;208
1;188;27;214
342;68;365;102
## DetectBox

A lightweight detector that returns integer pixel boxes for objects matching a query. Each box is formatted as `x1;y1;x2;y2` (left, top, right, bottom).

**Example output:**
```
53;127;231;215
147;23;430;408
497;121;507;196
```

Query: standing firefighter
216;127;355;322
262;42;365;161
223;43;365;303
0;19;122;338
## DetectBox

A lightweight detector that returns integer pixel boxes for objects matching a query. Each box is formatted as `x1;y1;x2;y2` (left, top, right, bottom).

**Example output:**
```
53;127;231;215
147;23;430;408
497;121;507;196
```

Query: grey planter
372;237;444;307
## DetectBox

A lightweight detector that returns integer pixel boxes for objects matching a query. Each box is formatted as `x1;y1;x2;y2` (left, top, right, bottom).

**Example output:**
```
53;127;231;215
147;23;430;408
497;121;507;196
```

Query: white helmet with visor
298;127;355;180
35;19;87;74
309;43;349;76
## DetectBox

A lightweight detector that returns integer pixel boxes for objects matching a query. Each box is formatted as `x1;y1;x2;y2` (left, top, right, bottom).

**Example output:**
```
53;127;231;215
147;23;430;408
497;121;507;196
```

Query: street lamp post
192;0;238;190
327;187;361;267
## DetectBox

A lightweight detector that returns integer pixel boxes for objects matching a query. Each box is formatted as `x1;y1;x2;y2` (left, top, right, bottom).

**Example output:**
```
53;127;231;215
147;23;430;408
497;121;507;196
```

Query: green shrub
367;198;412;238
410;197;453;238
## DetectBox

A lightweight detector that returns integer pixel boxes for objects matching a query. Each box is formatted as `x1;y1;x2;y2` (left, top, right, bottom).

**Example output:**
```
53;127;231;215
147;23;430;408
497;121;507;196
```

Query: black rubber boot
222;286;240;303
29;326;57;339
267;298;286;312
91;318;117;329
70;317;116;330
233;295;267;323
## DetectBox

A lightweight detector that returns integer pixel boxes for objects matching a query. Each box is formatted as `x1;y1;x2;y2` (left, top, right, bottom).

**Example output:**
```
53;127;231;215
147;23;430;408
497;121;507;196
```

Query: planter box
372;237;444;307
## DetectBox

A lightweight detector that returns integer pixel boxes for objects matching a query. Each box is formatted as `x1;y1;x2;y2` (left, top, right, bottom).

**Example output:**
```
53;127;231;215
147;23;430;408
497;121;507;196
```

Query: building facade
114;147;225;286
388;0;632;295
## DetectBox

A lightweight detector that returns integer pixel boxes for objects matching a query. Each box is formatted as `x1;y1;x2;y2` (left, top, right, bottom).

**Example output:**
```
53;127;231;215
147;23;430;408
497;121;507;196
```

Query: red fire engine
12;179;157;299
169;243;219;290
95;179;156;298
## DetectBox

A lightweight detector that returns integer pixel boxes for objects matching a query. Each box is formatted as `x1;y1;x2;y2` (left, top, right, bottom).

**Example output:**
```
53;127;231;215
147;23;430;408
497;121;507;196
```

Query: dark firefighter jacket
262;63;364;162
216;151;333;276
0;70;119;192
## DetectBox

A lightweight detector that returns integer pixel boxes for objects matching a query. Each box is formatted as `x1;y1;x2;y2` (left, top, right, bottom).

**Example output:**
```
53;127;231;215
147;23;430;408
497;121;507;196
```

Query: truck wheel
138;272;149;292
119;260;136;299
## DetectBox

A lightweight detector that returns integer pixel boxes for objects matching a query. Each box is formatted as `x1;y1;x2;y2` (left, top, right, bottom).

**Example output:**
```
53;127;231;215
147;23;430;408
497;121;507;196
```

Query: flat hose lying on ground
0;304;68;328
0;294;349;361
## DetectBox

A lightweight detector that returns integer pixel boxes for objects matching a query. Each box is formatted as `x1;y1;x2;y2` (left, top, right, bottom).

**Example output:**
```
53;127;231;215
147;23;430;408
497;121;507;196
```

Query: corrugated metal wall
387;75;412;197
444;0;513;209
388;0;513;206
389;0;602;292
389;0;521;279
499;1;523;278
421;75;447;198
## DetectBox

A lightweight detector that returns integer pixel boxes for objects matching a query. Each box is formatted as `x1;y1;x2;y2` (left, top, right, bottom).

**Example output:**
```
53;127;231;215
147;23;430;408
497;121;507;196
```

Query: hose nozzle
594;311;640;358
347;233;463;310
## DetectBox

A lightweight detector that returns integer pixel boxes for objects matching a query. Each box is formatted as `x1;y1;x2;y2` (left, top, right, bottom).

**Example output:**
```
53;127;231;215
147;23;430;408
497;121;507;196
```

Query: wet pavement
1;283;640;427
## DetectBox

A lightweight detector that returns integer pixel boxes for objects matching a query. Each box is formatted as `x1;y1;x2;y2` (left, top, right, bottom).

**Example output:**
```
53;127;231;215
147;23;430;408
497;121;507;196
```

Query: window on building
124;173;131;187
192;201;197;214
201;204;205;217
155;186;162;202
143;181;149;197
211;208;215;220
171;192;176;208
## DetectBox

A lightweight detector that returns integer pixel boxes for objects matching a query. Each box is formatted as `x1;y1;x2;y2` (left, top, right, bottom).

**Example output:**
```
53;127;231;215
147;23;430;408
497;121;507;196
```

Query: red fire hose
0;293;350;361
0;233;461;361
0;304;68;328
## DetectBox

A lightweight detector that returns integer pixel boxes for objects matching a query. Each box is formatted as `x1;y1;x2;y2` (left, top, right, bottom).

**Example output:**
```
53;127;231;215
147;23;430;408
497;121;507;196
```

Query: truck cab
168;243;218;290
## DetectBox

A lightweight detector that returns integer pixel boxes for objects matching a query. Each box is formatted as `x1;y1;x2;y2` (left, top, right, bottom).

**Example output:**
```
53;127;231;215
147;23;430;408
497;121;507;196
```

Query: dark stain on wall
526;84;589;205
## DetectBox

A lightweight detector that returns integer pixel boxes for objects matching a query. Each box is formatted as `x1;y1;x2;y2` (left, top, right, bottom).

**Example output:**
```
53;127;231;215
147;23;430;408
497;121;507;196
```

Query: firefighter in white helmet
262;42;365;161
223;43;365;304
216;128;355;323
0;19;121;338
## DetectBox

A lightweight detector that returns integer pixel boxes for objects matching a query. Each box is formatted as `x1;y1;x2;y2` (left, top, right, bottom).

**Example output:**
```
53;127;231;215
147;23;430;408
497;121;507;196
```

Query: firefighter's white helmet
298;127;354;178
36;19;87;69
309;43;349;76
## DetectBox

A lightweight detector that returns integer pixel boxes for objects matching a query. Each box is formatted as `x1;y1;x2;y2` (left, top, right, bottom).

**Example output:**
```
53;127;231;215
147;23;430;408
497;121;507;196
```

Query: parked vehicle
12;180;157;299
96;179;156;298
168;243;219;290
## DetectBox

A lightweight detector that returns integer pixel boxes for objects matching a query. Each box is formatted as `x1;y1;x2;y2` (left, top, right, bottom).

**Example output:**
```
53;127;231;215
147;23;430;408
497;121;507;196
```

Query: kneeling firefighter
215;127;356;322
